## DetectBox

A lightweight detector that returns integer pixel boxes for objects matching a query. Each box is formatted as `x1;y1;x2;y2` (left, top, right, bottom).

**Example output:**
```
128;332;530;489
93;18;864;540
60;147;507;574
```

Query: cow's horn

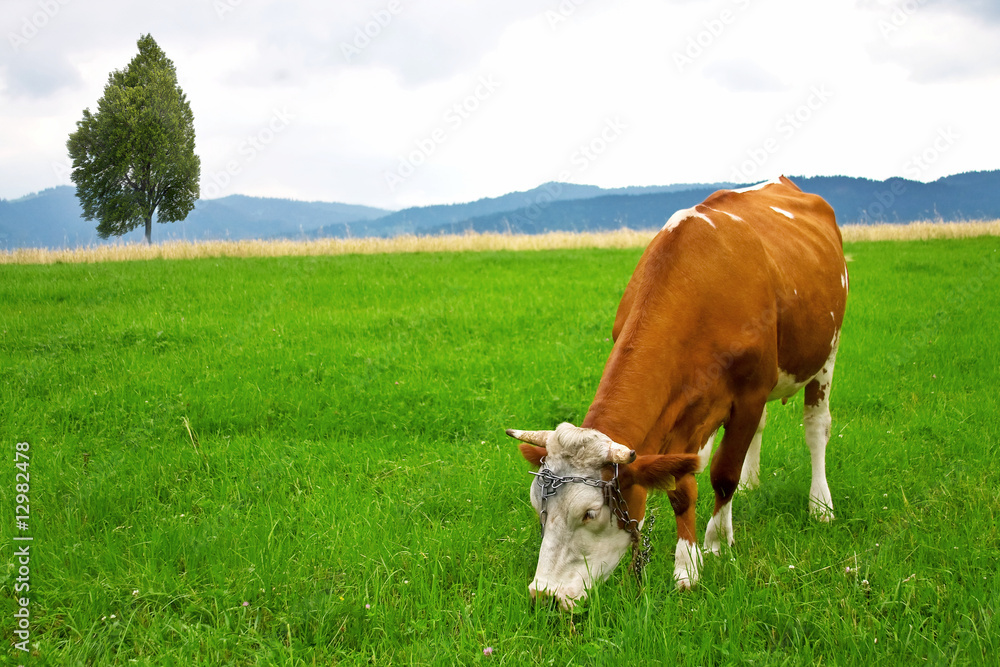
607;442;637;464
505;429;552;447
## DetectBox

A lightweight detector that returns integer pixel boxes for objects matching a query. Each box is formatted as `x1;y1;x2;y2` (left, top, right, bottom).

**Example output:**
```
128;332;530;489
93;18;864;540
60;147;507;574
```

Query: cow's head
506;423;699;609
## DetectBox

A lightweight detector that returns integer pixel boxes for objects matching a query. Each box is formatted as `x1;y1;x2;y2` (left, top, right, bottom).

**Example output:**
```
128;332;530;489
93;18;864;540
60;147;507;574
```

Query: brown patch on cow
804;379;828;407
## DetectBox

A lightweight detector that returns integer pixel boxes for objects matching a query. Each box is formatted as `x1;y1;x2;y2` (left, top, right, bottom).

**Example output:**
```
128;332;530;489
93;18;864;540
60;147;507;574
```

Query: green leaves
66;33;200;243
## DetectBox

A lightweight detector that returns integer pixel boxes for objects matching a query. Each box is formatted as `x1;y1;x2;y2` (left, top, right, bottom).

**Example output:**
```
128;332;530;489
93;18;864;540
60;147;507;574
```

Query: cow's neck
581;334;728;456
582;350;682;451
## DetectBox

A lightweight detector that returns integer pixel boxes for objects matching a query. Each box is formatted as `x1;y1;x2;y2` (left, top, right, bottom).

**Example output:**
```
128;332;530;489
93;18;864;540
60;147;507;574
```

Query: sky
1;0;998;211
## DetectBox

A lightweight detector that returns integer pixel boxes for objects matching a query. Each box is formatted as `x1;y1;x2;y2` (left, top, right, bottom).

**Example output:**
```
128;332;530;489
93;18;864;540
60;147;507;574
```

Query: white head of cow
506;423;699;609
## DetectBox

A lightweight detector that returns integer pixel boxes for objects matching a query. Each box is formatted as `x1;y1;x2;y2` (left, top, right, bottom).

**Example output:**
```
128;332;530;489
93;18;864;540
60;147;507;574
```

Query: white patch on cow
830;311;835;320
696;430;717;473
673;538;702;590
767;369;807;402
662;207;714;232
770;206;795;219
739;407;766;491
703;206;744;223
704;501;733;556
732;177;782;193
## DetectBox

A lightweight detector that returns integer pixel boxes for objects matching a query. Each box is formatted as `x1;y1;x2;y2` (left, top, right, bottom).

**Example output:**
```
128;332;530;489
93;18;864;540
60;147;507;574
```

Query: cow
507;176;848;609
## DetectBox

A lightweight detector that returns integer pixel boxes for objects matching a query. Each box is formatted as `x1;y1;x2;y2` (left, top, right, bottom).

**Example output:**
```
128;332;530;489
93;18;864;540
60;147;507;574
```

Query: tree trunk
144;214;152;245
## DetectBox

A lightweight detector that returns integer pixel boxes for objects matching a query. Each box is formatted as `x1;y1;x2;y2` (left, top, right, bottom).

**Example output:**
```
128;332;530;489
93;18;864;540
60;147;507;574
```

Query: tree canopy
67;34;200;244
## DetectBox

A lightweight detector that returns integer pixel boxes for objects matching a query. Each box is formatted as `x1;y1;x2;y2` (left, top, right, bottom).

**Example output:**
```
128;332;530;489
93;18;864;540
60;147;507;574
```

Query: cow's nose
528;582;541;601
529;582;580;610
529;581;554;605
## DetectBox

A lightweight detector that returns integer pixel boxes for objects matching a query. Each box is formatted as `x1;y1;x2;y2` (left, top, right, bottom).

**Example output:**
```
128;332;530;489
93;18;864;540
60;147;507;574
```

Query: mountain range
2;171;998;250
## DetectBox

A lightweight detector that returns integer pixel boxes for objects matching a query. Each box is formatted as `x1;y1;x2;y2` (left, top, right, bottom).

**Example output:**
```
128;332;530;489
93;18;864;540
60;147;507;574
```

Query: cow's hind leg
804;345;838;521
705;397;767;555
739;407;766;491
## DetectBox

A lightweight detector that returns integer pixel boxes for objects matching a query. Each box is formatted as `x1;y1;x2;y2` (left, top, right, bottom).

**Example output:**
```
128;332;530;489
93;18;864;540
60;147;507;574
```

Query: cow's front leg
706;398;767;555
668;472;702;589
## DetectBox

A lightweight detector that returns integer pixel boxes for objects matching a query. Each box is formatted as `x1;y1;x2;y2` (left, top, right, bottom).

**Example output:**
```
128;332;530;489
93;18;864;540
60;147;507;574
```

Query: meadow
1;232;998;665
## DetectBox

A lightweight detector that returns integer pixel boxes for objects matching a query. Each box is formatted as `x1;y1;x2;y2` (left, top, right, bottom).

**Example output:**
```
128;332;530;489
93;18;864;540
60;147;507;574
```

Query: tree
67;34;200;244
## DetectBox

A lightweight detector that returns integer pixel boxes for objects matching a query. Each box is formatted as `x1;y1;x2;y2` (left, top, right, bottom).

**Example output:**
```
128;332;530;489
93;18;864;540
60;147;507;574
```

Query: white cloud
0;0;998;207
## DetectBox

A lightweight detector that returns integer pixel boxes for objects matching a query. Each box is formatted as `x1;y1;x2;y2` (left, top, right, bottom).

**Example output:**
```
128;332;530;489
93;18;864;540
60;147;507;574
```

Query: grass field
2;235;999;665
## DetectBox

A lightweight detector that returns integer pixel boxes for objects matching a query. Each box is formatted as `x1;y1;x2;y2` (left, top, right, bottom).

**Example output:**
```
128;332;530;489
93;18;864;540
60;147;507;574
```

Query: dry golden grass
3;220;999;265
839;220;1000;242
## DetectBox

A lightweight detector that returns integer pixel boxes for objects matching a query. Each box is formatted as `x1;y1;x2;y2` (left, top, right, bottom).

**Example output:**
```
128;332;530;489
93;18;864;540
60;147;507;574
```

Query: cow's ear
626;454;700;490
518;444;547;468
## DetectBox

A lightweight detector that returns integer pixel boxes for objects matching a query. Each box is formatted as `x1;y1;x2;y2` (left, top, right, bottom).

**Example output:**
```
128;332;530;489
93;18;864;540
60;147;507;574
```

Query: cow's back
597;177;847;449
701;178;848;380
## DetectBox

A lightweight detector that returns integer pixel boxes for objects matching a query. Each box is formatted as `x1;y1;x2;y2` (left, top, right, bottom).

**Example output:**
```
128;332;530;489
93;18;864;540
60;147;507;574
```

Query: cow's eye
583;509;599;522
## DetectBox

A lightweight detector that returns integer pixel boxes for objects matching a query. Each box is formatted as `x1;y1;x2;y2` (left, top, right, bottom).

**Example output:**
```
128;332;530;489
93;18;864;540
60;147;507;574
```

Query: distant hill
796;172;1000;224
301;181;730;239
398;171;1000;237
2;171;999;250
0;187;388;249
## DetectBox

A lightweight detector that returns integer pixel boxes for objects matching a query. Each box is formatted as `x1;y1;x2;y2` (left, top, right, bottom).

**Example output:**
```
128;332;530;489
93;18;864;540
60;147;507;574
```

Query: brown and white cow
507;176;848;609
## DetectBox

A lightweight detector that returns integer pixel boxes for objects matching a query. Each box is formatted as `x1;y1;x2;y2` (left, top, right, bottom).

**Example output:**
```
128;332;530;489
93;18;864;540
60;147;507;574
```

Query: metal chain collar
529;460;656;579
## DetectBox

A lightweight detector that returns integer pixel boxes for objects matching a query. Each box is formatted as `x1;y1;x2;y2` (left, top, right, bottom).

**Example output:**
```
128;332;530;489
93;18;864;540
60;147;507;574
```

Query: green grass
1;238;998;665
